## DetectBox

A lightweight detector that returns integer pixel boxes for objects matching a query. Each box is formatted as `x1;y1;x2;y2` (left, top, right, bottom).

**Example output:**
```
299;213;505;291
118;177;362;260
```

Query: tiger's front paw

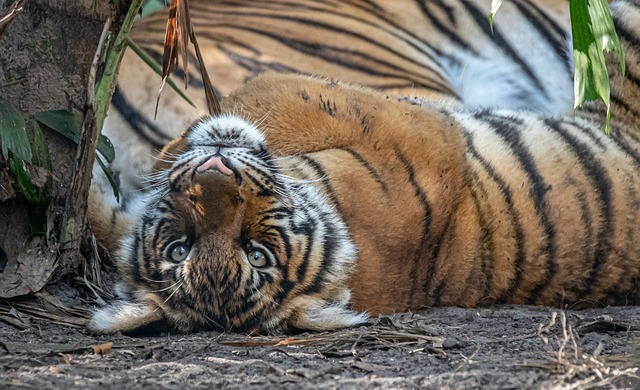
88;300;168;336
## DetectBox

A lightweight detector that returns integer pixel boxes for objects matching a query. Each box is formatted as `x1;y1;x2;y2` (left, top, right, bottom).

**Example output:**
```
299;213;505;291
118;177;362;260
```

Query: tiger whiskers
148;280;183;293
275;173;327;184
201;312;232;333
141;276;171;284
154;150;184;160
251;286;281;308
154;281;184;312
136;168;169;184
149;154;181;164
133;181;170;194
249;107;274;130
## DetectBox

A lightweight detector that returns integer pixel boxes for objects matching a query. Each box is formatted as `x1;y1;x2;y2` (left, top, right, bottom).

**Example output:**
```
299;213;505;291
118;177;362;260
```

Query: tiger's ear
286;296;369;332
88;300;168;336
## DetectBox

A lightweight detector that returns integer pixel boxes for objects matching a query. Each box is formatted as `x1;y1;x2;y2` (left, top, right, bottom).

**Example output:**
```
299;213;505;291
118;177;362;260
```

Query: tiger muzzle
192;155;244;232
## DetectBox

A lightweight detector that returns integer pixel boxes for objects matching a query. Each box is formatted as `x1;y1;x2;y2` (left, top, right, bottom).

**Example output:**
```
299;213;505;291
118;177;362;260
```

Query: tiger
106;0;573;193
88;0;640;334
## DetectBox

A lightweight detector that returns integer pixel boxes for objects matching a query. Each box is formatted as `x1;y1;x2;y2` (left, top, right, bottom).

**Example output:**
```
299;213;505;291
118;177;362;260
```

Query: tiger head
89;114;367;335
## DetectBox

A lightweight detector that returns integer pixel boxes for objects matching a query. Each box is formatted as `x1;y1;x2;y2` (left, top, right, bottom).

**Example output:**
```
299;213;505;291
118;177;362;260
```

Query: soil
1;294;639;389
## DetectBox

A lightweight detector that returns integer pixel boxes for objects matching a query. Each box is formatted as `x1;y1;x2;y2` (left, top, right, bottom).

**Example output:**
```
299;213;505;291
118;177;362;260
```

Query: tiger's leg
219;74;462;157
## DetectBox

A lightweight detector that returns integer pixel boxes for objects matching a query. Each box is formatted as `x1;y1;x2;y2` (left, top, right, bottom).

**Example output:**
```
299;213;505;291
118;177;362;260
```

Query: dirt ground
1;282;639;390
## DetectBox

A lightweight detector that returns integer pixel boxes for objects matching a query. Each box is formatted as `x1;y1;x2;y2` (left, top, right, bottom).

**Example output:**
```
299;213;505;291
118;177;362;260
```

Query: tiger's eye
247;249;268;268
169;243;190;262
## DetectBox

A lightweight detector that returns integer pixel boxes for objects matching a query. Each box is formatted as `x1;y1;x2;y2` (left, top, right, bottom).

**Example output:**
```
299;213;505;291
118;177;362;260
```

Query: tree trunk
0;0;127;298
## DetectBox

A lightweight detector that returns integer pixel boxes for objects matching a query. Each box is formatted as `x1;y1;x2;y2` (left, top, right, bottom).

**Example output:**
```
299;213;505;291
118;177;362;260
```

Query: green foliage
31;120;52;170
490;0;626;134
0;104;52;233
0;99;49;231
95;154;119;200
34;110;115;164
9;157;37;204
570;0;625;134
0;98;31;163
34;110;119;200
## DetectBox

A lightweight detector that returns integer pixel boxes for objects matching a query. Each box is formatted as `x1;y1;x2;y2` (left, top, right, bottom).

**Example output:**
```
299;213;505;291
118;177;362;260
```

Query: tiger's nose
196;155;243;186
197;155;234;176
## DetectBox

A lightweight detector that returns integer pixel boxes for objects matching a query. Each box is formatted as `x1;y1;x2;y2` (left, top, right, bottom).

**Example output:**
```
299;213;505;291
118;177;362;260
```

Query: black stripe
481;113;556;304
414;0;475;54
214;38;301;76
139;0;458;95
303;210;338;294
462;128;526;304
545;118;613;299
459;0;547;96
518;0;573;75
275;279;295;306
151;217;167;254
469;176;496;300
131;233;141;283
394;148;433;305
565;117;606;150
111;87;172;150
431;215;456;305
198;25;451;92
573;183;595;266
298;155;343;214
200;10;444;74
610;130;640;169
614;17;640;49
611;94;640;118
344;148;388;194
243;170;275;197
258;207;291;222
273;225;293;263
296;236;314;285
291;209;315;283
601;174;639;303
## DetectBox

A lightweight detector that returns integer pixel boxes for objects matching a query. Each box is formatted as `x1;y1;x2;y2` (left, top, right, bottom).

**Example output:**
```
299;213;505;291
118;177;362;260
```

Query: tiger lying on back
89;0;640;334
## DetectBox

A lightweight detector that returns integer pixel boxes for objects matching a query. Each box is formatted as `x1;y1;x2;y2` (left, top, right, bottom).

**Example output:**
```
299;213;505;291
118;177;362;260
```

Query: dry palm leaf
156;0;220;118
0;0;26;37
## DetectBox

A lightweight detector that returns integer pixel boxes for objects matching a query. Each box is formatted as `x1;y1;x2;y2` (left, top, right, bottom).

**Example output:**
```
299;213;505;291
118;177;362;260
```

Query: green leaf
95;154;120;202
34;109;119;198
34;110;82;143
98;134;115;163
489;0;506;33
34;110;115;163
570;0;625;134
31;120;52;170
9;157;37;203
0;98;32;163
126;37;196;108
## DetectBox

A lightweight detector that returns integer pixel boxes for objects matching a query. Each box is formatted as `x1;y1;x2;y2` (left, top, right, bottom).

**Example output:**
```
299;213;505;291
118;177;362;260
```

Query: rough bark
0;0;125;297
